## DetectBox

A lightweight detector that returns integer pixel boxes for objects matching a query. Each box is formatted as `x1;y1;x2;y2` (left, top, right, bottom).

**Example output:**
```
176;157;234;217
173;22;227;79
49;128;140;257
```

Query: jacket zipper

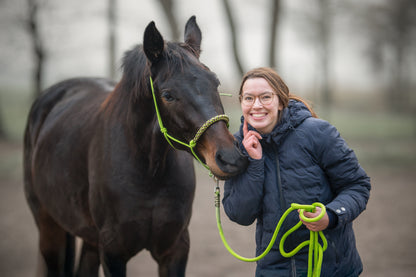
291;258;296;277
276;148;296;277
275;151;285;212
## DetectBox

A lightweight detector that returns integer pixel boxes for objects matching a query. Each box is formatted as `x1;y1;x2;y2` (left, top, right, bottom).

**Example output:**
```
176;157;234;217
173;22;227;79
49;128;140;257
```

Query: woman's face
241;77;282;134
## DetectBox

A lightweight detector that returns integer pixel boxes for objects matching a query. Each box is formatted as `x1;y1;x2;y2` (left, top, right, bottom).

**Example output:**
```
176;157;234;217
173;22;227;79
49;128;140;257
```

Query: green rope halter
149;77;229;170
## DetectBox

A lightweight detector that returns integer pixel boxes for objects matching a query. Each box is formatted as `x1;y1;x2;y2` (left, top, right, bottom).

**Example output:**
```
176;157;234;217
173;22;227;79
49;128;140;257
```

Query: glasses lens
241;93;274;106
242;95;253;106
260;93;273;105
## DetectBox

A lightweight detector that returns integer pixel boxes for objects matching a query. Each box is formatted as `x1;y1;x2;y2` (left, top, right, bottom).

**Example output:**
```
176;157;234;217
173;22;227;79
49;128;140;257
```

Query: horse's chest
93;184;195;251
92;176;195;222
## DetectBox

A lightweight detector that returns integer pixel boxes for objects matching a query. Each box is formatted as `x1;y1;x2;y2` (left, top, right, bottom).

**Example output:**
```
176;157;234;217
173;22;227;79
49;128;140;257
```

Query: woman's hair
239;67;317;119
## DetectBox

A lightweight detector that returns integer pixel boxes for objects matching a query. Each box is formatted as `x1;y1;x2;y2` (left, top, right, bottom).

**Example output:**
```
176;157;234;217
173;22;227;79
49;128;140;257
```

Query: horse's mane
119;45;149;102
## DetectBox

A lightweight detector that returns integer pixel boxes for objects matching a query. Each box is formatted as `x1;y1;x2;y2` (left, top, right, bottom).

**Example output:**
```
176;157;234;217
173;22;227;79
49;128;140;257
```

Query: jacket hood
238;99;312;145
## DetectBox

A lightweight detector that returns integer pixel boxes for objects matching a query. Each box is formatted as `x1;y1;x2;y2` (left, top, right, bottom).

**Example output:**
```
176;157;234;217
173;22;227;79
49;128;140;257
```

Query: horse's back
23;77;115;234
25;78;115;146
24;77;115;178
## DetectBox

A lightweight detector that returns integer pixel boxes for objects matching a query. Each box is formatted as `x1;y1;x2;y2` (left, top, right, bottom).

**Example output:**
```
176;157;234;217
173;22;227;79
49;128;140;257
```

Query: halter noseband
149;77;229;170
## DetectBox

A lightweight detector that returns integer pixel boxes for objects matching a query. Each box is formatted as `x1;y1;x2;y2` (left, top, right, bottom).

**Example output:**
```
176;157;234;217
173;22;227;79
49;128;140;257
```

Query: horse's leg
100;251;127;277
98;232;128;277
37;210;75;277
75;241;100;277
154;229;190;277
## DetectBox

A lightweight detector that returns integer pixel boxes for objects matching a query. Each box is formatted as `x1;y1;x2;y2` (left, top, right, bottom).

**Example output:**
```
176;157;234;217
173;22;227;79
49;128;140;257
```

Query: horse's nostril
215;147;248;175
215;151;226;166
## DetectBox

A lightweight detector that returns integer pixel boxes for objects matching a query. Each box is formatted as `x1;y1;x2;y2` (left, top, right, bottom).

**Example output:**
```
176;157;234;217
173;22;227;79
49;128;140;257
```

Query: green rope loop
149;77;229;172
215;182;327;277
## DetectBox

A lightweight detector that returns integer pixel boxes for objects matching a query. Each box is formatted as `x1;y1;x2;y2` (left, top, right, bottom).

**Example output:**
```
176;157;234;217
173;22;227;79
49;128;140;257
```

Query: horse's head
142;16;248;179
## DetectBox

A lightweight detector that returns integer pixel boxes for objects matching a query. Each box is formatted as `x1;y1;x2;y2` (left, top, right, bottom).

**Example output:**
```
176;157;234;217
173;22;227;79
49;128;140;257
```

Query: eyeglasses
240;92;277;107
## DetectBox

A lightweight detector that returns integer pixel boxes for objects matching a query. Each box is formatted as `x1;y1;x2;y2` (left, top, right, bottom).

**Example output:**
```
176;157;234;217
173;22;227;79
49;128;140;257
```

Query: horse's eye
162;91;175;102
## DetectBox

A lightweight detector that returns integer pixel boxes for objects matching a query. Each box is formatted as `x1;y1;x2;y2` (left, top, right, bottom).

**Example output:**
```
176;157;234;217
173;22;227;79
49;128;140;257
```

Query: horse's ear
184;16;202;58
143;21;165;64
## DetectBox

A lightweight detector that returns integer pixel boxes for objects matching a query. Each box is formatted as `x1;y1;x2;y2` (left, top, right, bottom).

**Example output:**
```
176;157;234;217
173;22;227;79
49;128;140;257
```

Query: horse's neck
126;102;171;177
146;123;172;177
103;82;173;177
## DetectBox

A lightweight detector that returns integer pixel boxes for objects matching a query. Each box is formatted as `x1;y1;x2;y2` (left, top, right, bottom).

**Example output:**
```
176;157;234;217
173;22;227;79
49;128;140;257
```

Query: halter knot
189;140;197;148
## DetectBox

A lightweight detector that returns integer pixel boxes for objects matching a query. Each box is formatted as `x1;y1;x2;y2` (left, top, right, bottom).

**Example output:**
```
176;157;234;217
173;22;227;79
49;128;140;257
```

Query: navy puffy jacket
223;100;371;277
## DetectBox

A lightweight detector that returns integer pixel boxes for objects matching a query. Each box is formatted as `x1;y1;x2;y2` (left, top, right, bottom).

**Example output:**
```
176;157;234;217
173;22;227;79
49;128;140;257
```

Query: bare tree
221;1;283;76
361;0;416;112
26;0;45;99
318;0;332;117
289;0;334;117
158;0;180;41
268;0;282;68
108;0;117;79
221;0;245;76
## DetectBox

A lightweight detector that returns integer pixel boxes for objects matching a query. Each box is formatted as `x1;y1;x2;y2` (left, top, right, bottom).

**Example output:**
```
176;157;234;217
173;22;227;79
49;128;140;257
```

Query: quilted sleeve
222;155;265;226
312;120;371;227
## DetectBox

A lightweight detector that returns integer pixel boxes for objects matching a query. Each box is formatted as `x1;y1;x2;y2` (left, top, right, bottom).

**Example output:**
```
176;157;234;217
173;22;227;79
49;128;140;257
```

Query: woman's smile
251;112;267;118
241;78;282;134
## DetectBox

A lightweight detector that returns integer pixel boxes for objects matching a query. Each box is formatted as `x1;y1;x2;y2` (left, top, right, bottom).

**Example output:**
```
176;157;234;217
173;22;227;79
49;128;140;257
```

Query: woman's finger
243;120;262;140
246;130;262;140
243;119;248;137
243;135;258;149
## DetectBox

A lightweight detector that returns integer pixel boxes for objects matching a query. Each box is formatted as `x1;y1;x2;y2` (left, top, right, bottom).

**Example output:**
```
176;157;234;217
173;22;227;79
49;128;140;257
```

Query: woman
223;67;371;277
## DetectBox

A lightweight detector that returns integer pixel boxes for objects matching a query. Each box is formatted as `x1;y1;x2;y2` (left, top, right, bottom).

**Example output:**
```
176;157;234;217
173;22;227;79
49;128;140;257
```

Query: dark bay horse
23;16;247;277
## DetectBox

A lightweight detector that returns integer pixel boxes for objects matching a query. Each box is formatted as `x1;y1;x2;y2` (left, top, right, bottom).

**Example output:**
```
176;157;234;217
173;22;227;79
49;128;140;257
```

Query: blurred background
0;0;415;276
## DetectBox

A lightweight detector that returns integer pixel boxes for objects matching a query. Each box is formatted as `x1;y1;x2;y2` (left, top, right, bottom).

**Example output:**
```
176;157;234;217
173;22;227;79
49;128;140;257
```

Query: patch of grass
0;143;22;180
0;89;33;141
326;109;416;169
328;110;415;141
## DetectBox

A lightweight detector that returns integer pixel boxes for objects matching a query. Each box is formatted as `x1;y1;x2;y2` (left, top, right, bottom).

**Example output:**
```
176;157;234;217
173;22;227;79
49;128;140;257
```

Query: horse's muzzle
214;143;248;180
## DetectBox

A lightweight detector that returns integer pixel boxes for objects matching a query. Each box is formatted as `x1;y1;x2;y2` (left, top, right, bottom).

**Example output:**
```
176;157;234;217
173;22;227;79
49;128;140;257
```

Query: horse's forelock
161;42;200;78
119;42;209;105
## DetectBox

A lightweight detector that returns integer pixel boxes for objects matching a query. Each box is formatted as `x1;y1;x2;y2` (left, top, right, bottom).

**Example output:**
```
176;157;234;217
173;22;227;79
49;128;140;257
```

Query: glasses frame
239;92;278;107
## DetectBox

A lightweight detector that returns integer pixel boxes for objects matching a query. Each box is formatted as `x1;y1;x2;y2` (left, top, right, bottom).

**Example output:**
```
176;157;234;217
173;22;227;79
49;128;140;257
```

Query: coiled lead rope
214;180;327;277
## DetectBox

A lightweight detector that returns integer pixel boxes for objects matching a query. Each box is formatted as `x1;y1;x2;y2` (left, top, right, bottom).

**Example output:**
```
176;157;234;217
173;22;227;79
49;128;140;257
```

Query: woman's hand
242;120;262;160
299;206;329;231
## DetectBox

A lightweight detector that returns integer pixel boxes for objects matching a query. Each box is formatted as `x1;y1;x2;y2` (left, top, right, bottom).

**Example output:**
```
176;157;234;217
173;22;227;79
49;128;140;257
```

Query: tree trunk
318;0;332;118
108;0;117;80
27;0;45;99
268;0;281;68
221;0;245;76
158;0;180;41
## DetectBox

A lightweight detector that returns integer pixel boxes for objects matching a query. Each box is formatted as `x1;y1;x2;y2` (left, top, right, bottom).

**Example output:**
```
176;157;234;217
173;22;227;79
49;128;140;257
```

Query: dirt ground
1;140;415;277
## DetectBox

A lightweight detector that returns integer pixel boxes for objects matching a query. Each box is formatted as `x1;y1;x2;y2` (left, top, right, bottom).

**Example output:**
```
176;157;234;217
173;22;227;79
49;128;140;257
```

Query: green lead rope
214;182;328;277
